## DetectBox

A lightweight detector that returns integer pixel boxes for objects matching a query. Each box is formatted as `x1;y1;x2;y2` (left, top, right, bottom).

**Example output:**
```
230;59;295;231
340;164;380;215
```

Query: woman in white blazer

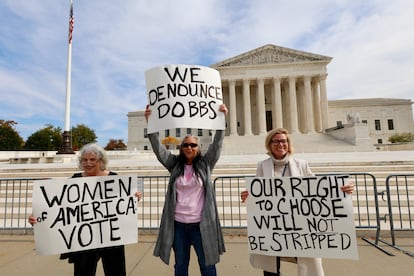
241;128;354;276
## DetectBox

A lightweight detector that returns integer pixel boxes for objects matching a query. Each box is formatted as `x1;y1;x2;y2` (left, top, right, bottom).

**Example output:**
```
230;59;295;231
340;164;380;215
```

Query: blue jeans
173;221;217;276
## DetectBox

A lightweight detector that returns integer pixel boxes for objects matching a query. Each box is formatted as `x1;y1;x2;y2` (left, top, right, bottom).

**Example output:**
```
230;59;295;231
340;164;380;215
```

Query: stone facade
212;44;331;136
127;44;414;153
328;98;414;145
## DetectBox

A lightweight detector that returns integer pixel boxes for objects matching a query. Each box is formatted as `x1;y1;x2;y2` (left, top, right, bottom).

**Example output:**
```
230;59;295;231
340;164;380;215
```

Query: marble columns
224;75;327;136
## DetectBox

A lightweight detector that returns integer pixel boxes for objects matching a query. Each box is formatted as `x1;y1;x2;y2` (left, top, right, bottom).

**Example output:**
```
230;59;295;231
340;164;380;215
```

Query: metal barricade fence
0;174;384;234
0;178;42;230
213;175;254;228
382;174;414;257
137;175;169;229
1;174;412;257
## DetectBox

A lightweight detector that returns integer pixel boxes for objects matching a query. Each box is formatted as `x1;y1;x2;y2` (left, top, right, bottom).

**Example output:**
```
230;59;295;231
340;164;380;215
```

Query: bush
388;132;414;143
161;136;180;149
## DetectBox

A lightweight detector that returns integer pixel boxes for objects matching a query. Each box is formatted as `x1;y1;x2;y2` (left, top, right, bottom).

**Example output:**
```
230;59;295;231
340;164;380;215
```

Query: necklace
281;162;288;177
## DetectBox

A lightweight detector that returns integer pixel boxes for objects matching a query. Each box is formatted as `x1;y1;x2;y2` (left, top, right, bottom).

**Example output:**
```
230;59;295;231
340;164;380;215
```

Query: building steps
1;153;413;231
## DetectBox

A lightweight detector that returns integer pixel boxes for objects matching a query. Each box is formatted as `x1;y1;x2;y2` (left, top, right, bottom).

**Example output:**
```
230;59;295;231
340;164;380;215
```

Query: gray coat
148;130;226;266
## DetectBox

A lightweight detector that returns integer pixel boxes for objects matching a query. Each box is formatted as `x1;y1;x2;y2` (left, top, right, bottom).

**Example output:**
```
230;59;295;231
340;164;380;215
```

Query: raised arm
203;104;228;168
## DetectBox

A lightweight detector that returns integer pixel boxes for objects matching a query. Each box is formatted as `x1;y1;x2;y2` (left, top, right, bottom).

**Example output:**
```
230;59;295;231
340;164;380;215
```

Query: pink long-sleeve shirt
174;164;205;223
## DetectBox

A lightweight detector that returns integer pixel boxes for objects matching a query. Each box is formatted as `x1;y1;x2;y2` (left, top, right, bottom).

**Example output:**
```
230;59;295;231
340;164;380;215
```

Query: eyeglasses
81;158;99;164
271;139;288;145
182;143;198;148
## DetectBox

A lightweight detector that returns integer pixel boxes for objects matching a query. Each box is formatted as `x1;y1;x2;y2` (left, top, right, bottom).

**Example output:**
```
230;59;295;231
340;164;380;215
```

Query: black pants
263;271;279;276
69;245;126;276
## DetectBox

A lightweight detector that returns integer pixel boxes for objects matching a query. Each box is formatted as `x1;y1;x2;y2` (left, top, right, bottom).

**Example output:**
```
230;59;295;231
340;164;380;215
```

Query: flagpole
58;0;75;154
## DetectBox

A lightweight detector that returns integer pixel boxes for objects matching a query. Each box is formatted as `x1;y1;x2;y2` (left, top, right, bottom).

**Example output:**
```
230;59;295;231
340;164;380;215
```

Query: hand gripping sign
145;64;225;134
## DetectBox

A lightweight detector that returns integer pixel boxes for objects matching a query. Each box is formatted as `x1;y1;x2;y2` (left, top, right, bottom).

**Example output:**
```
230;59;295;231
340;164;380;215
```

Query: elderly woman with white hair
29;143;142;276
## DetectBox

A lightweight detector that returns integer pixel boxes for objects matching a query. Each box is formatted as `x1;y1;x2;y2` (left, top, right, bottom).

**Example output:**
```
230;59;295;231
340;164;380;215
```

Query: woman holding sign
241;128;354;276
144;104;228;276
29;143;142;276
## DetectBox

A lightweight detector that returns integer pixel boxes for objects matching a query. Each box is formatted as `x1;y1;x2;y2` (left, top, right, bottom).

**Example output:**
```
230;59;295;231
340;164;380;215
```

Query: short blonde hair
264;128;294;155
78;143;108;170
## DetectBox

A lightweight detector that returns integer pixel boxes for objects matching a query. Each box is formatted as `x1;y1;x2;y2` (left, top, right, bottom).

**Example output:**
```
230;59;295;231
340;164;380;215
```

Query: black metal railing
1;173;413;257
0;178;46;230
381;174;414;257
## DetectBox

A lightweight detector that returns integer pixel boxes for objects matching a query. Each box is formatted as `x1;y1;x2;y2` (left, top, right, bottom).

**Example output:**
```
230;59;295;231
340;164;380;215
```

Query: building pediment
211;44;332;68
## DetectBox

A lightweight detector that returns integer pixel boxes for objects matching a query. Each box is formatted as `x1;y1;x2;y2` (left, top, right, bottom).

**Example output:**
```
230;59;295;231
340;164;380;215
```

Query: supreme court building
127;44;414;154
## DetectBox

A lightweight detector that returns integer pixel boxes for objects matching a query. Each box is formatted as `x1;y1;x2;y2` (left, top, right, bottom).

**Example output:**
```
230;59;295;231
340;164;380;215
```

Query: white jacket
249;155;325;276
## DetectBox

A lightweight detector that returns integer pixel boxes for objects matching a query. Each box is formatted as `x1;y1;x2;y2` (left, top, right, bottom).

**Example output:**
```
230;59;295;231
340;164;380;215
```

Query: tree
71;124;97;151
0;120;24;150
24;124;62;150
104;139;127;150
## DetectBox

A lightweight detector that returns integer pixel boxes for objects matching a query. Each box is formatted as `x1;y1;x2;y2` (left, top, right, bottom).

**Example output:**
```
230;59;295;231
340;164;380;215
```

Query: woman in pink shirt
145;104;228;276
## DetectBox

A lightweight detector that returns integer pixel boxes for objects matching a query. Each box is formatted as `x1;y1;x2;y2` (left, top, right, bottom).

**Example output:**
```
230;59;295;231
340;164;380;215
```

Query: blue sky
1;0;413;146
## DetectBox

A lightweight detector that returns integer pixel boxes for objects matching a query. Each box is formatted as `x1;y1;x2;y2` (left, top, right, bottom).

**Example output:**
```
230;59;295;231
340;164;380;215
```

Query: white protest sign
246;175;358;260
32;174;138;256
145;64;224;133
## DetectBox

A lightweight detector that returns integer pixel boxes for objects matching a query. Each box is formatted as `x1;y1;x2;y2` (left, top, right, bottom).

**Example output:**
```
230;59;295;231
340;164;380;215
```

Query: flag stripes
68;2;74;44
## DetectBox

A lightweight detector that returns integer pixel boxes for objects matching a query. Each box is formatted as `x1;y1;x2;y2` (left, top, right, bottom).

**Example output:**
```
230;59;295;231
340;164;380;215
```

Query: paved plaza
0;233;413;276
1;150;413;275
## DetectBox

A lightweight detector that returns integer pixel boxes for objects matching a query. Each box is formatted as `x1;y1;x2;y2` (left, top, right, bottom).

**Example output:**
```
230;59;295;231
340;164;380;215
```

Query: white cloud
0;0;413;145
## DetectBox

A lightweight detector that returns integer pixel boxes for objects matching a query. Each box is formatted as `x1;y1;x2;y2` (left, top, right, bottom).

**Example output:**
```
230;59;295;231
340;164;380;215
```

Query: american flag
68;2;74;44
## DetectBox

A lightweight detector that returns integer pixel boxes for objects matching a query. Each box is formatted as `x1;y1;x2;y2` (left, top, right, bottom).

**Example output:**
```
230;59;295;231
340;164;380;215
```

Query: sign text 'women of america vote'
145;64;225;133
32;174;139;255
246;175;358;259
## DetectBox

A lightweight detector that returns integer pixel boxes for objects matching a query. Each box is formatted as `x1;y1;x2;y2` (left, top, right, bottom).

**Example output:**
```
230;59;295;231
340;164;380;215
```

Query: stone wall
325;123;372;148
375;142;414;151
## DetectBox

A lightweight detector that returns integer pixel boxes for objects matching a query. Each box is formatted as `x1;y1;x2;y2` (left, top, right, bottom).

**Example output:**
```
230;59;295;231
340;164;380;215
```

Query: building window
388;119;394;130
375;120;381;131
176;128;181;137
198;129;203;136
378;139;383;144
362;120;367;124
165;129;170;137
209;130;212;136
144;128;148;138
336;121;343;128
187;128;192;135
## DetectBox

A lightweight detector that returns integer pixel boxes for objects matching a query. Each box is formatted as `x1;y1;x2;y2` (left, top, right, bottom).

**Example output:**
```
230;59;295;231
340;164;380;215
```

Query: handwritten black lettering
246;175;357;258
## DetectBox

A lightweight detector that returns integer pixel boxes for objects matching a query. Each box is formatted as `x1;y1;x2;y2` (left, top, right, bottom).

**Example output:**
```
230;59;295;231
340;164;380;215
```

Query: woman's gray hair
179;134;201;155
77;143;108;170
